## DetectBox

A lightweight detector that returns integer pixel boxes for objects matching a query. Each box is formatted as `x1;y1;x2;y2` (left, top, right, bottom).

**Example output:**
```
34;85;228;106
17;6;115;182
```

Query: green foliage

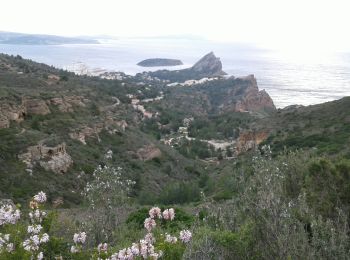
188;113;252;140
157;241;185;260
158;182;201;204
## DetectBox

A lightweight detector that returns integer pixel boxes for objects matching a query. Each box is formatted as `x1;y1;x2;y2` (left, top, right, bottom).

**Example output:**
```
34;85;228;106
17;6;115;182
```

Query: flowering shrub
0;190;193;259
81;164;136;244
23;191;49;259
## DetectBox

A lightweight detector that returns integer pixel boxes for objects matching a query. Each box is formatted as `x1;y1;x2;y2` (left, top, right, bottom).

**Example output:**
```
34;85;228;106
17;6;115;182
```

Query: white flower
179;230;192;243
70;245;79;253
0;205;21;226
33;191;47;203
144;217;156;232
162;208;175;221
97;242;108;253
22;235;40;252
149;207;162;219
105;150;113;159
149;252;160;260
37;251;44;260
73;232;86;244
28;224;43;234
165;234;177;244
40;233;49;243
6;243;14;252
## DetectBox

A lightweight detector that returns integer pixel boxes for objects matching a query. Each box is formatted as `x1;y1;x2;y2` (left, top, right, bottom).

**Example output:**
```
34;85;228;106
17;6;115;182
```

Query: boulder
137;145;162;161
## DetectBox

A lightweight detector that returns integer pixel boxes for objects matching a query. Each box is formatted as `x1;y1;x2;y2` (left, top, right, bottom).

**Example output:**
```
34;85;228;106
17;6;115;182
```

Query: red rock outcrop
222;75;276;113
235;130;269;154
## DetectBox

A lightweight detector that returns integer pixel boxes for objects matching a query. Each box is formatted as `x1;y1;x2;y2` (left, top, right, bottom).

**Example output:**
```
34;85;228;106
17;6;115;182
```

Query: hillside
0;54;202;206
0;31;99;45
258;97;350;157
1;53;350;259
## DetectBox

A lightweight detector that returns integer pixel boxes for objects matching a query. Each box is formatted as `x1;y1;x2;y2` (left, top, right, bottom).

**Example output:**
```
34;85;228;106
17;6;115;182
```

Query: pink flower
144;218;156;232
149;207;162;219
162;208;175;221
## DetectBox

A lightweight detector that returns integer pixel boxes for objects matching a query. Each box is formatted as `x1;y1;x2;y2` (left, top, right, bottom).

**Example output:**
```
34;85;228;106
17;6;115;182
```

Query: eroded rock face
0;102;26;128
235;130;269;154
23;98;50;115
50;96;87;112
69;119;128;144
137;145;162;161
211;75;276;113
18;143;73;174
233;75;275;112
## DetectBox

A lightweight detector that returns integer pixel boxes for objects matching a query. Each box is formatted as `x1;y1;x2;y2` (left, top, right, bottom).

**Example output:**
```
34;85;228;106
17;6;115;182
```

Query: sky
1;0;350;51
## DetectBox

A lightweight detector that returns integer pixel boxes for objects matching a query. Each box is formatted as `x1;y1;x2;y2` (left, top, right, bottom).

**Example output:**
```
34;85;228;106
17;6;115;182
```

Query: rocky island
138;52;226;82
137;58;183;67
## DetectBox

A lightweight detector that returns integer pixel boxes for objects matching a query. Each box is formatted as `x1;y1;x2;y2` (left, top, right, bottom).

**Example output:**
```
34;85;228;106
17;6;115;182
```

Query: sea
1;38;350;108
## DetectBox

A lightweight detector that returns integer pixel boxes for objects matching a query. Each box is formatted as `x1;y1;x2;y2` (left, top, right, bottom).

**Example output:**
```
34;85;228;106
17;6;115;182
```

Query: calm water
1;38;350;108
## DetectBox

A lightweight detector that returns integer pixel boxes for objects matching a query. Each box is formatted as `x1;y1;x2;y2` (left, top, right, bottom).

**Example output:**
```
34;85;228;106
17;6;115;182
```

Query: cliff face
161;75;276;116
222;75;276;113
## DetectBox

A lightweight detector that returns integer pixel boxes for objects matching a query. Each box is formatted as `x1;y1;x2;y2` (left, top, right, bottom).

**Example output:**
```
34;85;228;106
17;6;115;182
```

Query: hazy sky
1;0;350;51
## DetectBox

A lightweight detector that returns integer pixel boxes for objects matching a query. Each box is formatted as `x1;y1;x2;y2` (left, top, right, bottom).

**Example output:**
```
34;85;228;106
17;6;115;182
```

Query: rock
0;116;10;128
137;58;183;67
235;130;269;154
40;152;73;174
50;97;73;112
69;119;127;144
69;126;99;145
50;96;87;112
18;143;73;174
52;197;64;208
0;102;26;128
23;98;50;115
232;75;276;112
137;145;162;161
191;52;226;76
